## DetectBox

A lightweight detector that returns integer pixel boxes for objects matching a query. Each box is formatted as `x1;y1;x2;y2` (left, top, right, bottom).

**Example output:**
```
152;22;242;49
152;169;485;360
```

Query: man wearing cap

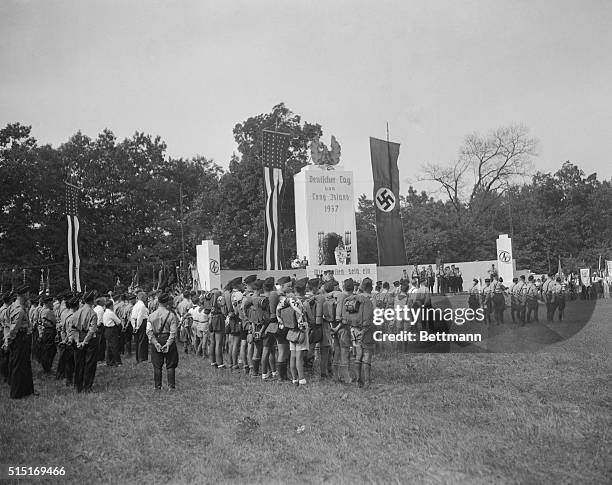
225;277;243;371
147;293;179;390
239;275;257;374
70;290;99;392
38;295;57;373
318;280;335;379
481;279;492;325
102;299;122;366
131;291;149;363
468;279;480;310
0;292;13;383
56;295;78;386
509;277;521;323
331;278;354;384
274;276;293;381
261;277;279;381
351;278;375;388
524;275;539;323
4;285;36;398
242;279;266;376
490;276;506;324
542;273;555;322
122;294;136;355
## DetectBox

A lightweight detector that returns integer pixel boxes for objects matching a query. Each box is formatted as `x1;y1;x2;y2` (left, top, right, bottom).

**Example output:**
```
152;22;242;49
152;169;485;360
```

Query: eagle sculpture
310;135;341;168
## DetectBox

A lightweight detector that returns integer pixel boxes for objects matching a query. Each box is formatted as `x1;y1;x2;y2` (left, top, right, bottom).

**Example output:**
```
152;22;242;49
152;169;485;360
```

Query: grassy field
1;300;610;485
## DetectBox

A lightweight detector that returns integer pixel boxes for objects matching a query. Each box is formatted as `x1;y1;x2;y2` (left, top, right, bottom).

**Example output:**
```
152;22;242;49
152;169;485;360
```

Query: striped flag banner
65;182;82;292
262;130;290;270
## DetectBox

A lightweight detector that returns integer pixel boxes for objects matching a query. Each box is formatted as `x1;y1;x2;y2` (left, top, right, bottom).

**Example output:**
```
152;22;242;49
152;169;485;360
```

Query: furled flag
39;268;45;295
369;137;407;265
65;182;82;292
262;129;290;270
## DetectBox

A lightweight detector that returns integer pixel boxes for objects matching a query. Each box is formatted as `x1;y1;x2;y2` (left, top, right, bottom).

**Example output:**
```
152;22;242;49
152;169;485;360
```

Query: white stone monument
196;240;221;290
294;164;358;266
496;234;514;283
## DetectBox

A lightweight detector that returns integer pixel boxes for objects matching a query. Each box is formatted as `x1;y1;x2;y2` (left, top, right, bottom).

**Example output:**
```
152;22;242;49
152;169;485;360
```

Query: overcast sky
1;0;611;199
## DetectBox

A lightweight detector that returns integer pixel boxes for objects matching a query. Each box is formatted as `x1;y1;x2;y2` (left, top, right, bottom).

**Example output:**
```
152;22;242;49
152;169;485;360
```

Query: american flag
65;182;81;292
262;130;290;270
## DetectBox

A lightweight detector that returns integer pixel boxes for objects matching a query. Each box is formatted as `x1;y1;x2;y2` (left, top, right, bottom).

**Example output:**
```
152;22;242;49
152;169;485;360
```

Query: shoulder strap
158;310;172;335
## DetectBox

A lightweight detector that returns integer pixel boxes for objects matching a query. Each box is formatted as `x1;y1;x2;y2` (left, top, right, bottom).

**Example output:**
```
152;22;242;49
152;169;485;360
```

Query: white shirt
93;305;105;326
130;300;149;330
102;308;121;328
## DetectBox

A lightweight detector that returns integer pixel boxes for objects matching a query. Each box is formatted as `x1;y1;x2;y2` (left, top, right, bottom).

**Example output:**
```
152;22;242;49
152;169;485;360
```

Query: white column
196;240;221;291
496;234;514;283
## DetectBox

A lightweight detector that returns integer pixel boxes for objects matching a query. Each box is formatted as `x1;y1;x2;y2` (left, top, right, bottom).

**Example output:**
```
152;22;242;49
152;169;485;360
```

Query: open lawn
1;300;610;484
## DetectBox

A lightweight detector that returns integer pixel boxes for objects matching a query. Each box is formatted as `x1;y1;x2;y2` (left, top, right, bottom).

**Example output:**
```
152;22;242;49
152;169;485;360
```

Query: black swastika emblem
375;187;396;212
498;250;511;263
209;259;220;274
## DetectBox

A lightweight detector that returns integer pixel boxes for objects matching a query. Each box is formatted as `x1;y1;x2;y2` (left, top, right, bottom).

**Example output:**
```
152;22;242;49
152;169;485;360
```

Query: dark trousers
135;321;148;363
151;341;178;389
104;326;121;365
56;343;74;383
123;323;133;355
97;327;106;362
0;346;9;383
73;336;98;392
8;331;34;399
39;328;57;372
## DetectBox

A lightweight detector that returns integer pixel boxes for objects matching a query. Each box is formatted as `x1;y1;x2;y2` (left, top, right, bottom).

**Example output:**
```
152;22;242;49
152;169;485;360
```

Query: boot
278;361;289;381
362;362;371;388
355;362;363;387
154;368;162;390
332;363;339;381
251;359;260;377
338;363;350;384
320;348;330;378
167;368;176;389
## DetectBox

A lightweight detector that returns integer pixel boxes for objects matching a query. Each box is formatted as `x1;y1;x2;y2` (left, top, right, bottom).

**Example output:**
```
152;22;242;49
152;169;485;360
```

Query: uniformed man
468;278;480;310
4;285;36;398
38;295;57;373
542;273;555;322
318;280;335;378
509;277;521;323
551;277;566;321
70;290;99;393
240;275;257;375
56;294;78;386
0;292;14;383
147;293;179;390
131;291;149;363
122;294;136;356
351;278;375;388
225;277;243;371
523;275;539;323
261;277;279;381
490;276;506;324
481;279;492;325
274;276;293;381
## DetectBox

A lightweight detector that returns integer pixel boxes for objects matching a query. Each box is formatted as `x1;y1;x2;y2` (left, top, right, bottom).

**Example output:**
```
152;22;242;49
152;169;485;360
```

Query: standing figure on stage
146;293;179;390
4;285;36;399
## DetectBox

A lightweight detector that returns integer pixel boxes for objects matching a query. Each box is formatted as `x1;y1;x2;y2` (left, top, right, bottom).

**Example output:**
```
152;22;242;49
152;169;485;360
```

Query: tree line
1;104;610;292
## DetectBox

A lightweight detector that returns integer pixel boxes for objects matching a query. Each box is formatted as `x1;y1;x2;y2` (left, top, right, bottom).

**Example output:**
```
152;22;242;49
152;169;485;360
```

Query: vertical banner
65;182;82;292
369;137;407;265
606;260;612;277
580;268;591;287
262;130;290;270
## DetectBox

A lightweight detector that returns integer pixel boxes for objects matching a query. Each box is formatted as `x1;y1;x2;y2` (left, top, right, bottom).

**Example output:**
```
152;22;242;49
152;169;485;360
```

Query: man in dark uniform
332;278;353;384
524;276;539;324
38;295;57;373
261;277;279;381
542;273;555;322
274;276;293;381
5;285;36;398
318;280;335;379
351;278;375;388
0;291;13;383
240;275;257;375
243;279;266;377
551;277;566;321
70;290;99;393
491;276;506;324
146;293;179;390
56;294;78;386
122;294;136;356
481;279;492;325
225;277;243;372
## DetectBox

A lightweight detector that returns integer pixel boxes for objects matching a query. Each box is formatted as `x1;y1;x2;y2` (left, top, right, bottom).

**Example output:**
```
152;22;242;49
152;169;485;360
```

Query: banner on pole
370;137;407;265
580;268;591;287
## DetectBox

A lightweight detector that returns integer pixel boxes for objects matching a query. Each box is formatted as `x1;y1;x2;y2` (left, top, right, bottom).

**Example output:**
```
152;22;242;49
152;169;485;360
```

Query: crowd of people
1;264;608;399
